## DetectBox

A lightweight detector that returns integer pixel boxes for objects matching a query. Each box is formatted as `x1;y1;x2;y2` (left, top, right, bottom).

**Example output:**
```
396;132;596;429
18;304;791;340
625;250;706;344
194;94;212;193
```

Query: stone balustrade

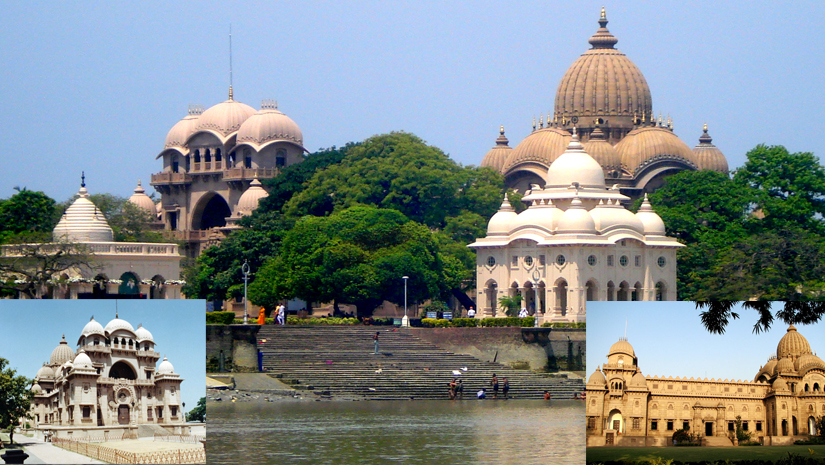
150;172;191;185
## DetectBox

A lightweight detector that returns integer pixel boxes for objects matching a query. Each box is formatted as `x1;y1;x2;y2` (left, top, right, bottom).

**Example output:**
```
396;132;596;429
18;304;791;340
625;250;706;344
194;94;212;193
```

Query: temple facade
30;315;187;439
586;326;825;447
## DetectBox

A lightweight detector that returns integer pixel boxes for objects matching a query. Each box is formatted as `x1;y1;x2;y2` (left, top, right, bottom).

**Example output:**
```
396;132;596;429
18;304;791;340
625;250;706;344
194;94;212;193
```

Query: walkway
15;436;106;464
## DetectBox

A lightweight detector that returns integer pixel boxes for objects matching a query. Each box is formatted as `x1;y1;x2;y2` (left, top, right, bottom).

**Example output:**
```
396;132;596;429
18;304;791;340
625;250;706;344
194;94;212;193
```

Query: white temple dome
486;194;518;236
587;368;607;387
128;180;157;215
635;194;667;236
135;324;154;343
235;179;268;216
81;317;105;338
73;350;93;369
512;200;562;234
545;130;606;189
557;197;597;234
53;182;114;243
195;96;256;138
590;199;644;233
157;356;175;375
36;364;54;380
31;383;43;393
164;111;200;149
50;335;75;365
105;315;135;334
236;102;304;148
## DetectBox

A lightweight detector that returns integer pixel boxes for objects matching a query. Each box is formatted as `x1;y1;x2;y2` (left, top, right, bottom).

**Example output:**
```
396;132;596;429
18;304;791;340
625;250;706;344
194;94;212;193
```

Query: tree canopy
696;301;825;335
0;189;59;244
0;358;32;445
248;205;464;316
186;397;205;423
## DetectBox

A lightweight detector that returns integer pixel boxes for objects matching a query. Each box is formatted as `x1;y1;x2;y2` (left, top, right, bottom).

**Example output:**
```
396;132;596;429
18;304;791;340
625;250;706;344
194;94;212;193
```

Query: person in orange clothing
257;307;266;325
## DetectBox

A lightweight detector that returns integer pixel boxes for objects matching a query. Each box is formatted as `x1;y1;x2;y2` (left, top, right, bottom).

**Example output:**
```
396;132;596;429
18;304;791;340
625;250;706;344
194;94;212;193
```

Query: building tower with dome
29;315;187;439
151;88;306;257
481;8;729;197
470;131;681;322
586;326;825;447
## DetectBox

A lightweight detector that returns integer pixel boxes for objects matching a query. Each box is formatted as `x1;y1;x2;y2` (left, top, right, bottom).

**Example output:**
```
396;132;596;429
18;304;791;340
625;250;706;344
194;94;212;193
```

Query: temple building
586;326;825;447
469;131;681;322
481;8;729;197
29;315;187;438
0;177;182;299
150;89;305;257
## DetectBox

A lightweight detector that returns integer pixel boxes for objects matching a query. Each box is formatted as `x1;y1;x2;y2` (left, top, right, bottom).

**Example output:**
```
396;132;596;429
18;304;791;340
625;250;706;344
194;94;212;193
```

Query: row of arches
168;147;289;174
484;278;668;312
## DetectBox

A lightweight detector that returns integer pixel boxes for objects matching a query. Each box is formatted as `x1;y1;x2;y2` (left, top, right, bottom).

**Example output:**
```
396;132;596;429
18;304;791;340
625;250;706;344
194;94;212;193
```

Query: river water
207;399;583;465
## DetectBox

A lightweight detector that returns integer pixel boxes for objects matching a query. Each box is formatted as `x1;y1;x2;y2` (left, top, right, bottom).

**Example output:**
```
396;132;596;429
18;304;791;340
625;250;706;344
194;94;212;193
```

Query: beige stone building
470;132;681;323
481;8;728;197
30;315;187;438
151;89;305;257
586;326;825;446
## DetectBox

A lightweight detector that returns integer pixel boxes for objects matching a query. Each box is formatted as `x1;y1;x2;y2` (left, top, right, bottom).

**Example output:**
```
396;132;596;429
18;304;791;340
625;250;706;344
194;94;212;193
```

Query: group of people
448;378;464;399
257;304;286;325
468;374;510;400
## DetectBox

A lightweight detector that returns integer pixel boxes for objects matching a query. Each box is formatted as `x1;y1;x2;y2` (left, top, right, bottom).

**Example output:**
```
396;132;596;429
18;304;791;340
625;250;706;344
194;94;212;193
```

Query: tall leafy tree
695;301;825;335
0;189;58;244
0;358;33;446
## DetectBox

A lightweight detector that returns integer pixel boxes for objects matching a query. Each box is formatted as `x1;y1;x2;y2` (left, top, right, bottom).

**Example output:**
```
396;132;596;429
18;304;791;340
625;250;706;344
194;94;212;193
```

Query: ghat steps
257;326;583;400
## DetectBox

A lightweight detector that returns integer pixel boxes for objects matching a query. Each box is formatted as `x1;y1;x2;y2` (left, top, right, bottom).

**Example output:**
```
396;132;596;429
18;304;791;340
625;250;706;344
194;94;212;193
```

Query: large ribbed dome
235;179;267;216
236;101;304;148
503;127;571;175
609;339;635;357
128;180;156;215
583;126;621;171
53;182;113;243
776;325;812;359
693;124;729;172
481;126;513;172
614;126;697;174
195;94;256;138
50;335;75;365
164;110;200;149
554;9;652;132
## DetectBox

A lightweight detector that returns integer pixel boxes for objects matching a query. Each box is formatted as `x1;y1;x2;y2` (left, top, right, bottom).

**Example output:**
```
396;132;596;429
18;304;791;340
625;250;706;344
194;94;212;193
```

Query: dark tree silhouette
696;301;825;334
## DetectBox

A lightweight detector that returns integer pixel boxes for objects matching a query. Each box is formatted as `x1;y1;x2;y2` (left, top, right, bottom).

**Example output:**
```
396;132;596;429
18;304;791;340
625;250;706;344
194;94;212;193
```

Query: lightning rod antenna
228;25;234;100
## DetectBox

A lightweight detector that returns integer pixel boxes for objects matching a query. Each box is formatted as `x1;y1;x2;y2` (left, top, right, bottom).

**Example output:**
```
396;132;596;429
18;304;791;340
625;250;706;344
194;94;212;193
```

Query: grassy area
587;445;825;463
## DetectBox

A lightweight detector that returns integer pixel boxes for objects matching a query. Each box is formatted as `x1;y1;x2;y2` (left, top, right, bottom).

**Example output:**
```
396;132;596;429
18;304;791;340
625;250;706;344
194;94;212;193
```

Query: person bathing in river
490;374;499;399
502;377;510;399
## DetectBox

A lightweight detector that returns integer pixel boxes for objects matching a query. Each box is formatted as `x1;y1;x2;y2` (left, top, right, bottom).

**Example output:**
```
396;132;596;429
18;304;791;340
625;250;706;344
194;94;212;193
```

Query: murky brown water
207;399;583;465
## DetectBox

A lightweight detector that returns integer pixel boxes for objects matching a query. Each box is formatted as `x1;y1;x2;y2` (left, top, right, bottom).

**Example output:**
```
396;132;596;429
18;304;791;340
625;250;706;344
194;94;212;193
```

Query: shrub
480;317;535;327
672;429;691;443
541;322;586;329
452;318;479;327
206;311;236;325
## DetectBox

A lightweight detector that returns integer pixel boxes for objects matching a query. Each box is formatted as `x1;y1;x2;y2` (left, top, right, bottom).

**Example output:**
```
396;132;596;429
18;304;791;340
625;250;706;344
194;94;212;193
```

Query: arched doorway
607;409;624;433
793;416;798;436
537;281;546;315
554;279;568;316
782;419;788;436
150;275;165;299
631;282;642;301
118;272;140;295
523;281;534;314
110;361;137;380
607;281;615;301
485;280;498;316
192;193;232;230
618;282;629;301
93;274;108;298
809;416;817;436
656;281;666;301
585;280;597;301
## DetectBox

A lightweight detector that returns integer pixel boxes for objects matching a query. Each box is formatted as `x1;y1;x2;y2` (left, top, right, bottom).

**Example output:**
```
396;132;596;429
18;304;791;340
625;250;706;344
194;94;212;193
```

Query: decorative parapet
150;172;192;185
222;167;279;181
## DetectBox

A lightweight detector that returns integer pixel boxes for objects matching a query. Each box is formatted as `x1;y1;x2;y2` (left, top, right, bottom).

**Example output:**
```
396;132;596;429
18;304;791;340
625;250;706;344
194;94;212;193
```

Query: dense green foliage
0;189;59;244
644;145;825;301
186;397;205;423
0;358;32;445
205;311;237;325
696;301;825;335
83;193;165;243
420;317;535;327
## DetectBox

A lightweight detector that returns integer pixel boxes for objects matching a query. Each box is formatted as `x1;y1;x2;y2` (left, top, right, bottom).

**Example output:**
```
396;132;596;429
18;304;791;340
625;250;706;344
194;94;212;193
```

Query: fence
154;433;206;444
51;437;205;464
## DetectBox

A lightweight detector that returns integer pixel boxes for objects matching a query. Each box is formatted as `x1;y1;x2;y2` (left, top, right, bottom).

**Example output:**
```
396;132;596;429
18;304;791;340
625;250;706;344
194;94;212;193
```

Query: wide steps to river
257;326;583;400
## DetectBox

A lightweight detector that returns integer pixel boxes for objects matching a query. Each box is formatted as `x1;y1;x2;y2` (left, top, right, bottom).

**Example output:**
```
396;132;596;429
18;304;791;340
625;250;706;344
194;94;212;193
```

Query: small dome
590;199;644;234
795;353;823;371
481;126;513;173
503;127;571;175
693;124;729;172
557;197;597;234
511;199;562;234
629;371;647;388
195;96;256;138
31;383;42;393
81;316;105;339
582;126;621;171
73;350;93;369
546;130;606;189
235;179;268;216
105;315;135;334
772;377;789;391
486;194;519;236
776;357;795;374
609;339;635;357
587;368;607;387
53;182;114;243
157;356;175;375
135;324;154;343
50;335;75;365
236;101;304;148
36;364;54;380
128;180;156;215
762;358;778;377
635;194;667;236
164;110;200;149
776;325;812;360
615;126;697;175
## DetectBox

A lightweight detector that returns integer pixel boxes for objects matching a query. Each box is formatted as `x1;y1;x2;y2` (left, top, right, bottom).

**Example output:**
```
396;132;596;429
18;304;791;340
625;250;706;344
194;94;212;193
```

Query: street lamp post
402;276;409;328
534;281;540;327
242;261;250;325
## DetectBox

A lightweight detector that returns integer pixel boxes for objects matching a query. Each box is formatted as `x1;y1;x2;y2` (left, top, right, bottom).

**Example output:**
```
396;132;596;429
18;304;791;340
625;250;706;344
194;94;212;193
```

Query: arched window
276;148;286;167
215;148;222;161
607;281;615;301
586;280;597;301
554;279;568;316
618;282;629;301
656;282;666;301
194;150;201;163
204;149;211;162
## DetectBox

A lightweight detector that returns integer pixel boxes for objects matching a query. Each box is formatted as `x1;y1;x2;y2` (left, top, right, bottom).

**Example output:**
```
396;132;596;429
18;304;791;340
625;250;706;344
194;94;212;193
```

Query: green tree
0;189;58;244
0;358;33;446
498;294;523;317
248;206;463;316
0;240;96;299
695;301;825;335
186;397;205;423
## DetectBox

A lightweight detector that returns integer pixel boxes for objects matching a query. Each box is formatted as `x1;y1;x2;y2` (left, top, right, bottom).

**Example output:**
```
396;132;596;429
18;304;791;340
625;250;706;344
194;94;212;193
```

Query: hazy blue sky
0;300;205;414
1;1;824;203
586;302;825;383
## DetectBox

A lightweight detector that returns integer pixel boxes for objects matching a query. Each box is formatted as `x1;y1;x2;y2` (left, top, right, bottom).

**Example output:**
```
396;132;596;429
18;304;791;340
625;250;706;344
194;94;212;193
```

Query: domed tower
53;176;114;243
692;124;729;172
554;8;652;144
481;126;513;173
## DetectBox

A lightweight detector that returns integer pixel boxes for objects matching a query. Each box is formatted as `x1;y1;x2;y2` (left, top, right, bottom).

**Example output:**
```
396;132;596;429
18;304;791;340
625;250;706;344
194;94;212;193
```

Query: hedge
480;317;535;327
206;311;236;325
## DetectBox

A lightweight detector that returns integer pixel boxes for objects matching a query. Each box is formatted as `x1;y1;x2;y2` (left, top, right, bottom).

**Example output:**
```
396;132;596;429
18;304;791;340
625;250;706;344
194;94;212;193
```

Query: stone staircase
257;326;583;400
703;436;734;447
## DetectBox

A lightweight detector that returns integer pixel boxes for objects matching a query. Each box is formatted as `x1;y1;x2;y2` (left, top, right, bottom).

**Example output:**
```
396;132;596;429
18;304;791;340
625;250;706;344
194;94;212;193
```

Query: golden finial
228;85;234;101
642;109;646;123
601;6;606;20
539;114;544;128
532;116;536;132
500;125;505;135
703;122;708;132
658;113;663;126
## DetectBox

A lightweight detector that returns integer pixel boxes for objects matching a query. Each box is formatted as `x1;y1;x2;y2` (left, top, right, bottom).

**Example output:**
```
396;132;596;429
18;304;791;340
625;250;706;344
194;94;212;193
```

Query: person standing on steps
490;373;499;399
467;306;475;318
456;379;464;399
277;304;286;325
373;331;380;354
502;377;510;399
544;391;551;401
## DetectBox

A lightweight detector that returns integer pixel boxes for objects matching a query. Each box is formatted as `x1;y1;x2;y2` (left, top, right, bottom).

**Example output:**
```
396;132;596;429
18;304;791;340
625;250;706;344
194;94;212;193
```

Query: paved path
16;436;106;464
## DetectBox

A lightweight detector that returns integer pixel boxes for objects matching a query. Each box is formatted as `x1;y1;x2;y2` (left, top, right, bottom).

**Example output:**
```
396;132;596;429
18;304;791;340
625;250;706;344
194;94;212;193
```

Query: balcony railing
223;167;279;181
150;172;192;185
